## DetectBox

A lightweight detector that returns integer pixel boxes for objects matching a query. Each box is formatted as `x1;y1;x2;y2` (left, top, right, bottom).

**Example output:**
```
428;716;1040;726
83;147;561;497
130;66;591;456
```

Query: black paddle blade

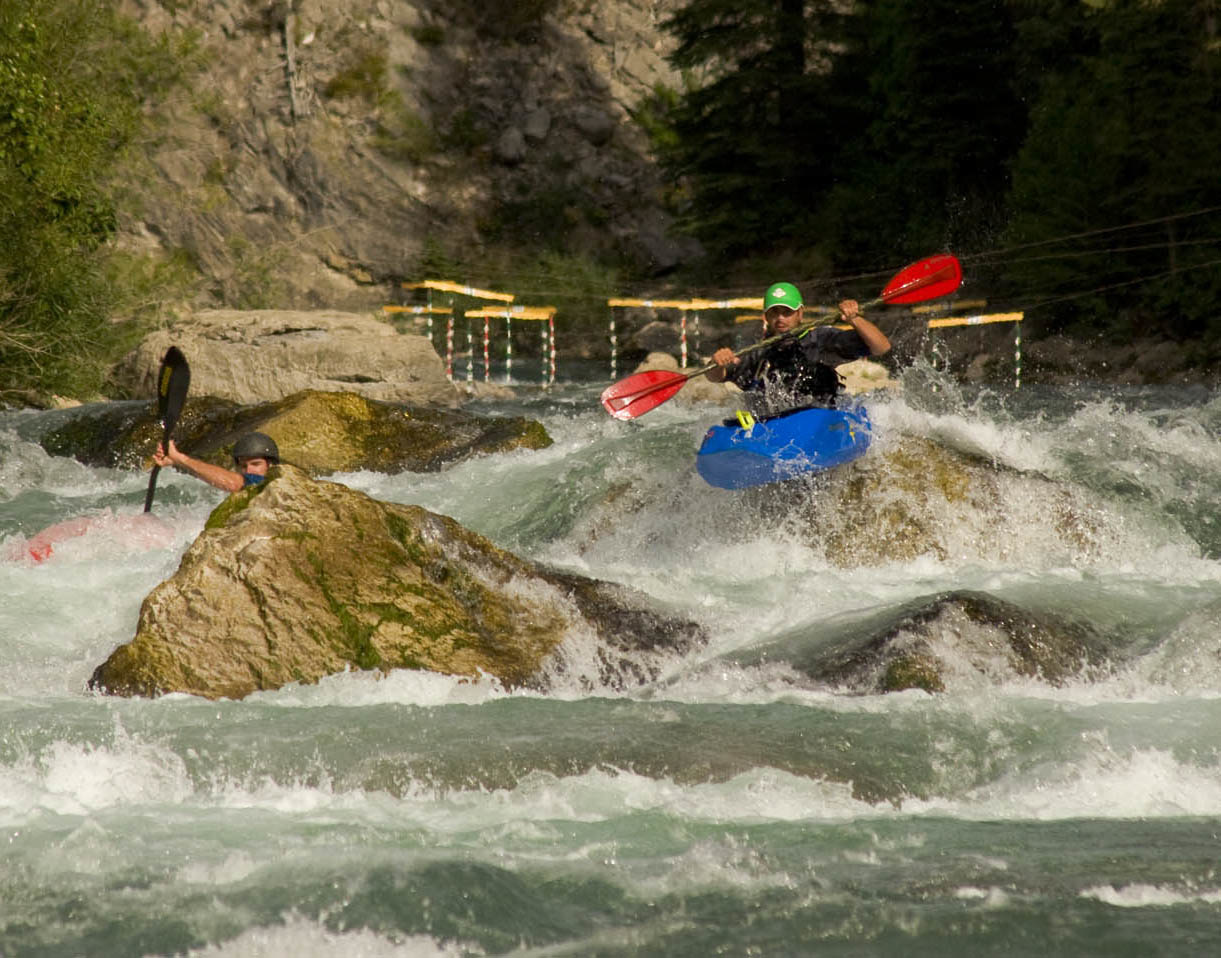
159;346;190;430
144;347;191;513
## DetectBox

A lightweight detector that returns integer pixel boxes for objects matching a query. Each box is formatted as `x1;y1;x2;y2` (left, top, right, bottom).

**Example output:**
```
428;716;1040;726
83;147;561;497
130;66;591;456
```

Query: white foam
954;886;1011;907
177;914;471;958
1081;883;1221;908
905;745;1221;821
0;730;192;819
873;397;1058;475
254;667;513;708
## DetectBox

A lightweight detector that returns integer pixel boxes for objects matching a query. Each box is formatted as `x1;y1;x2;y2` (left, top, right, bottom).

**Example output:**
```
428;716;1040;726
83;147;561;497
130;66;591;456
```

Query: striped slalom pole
482;316;491;382
506;316;513;383
445;314;454;381
1014;320;1022;390
609;309;618;381
548;315;556;386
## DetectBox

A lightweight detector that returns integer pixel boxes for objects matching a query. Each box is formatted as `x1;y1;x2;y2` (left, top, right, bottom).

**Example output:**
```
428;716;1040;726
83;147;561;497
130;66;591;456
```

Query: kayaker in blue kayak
705;281;891;412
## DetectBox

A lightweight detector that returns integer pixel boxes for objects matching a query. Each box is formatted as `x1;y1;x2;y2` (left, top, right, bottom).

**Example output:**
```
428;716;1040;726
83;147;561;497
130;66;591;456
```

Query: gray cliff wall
117;0;691;315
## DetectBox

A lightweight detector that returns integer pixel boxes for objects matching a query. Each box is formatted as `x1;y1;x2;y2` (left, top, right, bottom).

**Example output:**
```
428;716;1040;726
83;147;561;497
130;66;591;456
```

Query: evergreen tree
821;0;1024;270
1003;0;1221;341
657;0;863;262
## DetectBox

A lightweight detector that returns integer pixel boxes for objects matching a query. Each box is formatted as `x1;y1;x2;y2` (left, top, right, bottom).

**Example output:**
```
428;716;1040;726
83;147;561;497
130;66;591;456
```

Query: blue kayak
696;405;872;489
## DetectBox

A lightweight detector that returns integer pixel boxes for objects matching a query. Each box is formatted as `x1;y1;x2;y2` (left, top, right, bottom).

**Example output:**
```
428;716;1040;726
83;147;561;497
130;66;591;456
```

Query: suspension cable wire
960;205;1221;266
998;256;1221;312
398;204;1221;307
993;235;1221;268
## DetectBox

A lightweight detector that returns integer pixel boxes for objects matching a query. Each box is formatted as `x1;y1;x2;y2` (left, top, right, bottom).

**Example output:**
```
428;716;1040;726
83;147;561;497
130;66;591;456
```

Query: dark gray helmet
232;431;280;464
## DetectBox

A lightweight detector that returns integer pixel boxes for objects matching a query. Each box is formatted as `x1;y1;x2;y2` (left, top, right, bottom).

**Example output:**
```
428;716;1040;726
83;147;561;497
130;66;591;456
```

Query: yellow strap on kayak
735;409;756;432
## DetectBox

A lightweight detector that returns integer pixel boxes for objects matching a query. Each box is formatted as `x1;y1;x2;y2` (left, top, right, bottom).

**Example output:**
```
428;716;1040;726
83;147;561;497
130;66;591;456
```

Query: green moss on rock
882;655;946;694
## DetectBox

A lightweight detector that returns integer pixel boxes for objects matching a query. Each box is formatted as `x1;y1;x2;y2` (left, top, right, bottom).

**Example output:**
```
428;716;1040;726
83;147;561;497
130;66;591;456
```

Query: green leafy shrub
0;0;189;401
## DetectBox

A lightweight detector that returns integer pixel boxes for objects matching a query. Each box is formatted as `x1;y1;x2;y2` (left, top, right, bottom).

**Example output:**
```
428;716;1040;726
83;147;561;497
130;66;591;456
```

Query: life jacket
755;329;845;405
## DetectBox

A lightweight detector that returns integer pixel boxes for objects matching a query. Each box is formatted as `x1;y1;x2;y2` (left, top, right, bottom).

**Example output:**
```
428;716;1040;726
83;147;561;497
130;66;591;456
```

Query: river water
3;369;1221;956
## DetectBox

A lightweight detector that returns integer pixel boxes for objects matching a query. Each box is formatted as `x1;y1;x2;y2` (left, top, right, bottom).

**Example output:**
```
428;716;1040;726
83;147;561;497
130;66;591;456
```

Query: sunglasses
765;305;799;320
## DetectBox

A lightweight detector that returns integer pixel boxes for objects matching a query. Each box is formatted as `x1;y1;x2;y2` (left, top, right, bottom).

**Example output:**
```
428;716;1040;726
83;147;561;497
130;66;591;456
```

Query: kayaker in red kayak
152;432;280;494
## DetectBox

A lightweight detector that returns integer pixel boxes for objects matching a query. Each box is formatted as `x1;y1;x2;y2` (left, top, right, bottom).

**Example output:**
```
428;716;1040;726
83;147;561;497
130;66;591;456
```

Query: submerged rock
41;389;552;475
793;590;1116;694
774;436;1121;569
89;465;704;700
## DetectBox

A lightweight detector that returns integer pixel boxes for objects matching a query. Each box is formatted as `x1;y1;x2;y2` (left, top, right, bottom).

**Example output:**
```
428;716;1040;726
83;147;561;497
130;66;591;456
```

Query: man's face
765;304;803;334
236;457;271;476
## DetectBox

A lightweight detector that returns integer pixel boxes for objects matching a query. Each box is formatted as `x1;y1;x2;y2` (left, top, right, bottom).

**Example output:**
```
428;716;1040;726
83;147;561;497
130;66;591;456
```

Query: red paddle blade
600;369;691;420
880;253;962;304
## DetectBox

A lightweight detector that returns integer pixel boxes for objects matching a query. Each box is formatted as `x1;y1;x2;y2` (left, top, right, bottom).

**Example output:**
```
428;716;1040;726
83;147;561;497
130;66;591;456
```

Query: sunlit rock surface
112;310;460;406
89;465;705;700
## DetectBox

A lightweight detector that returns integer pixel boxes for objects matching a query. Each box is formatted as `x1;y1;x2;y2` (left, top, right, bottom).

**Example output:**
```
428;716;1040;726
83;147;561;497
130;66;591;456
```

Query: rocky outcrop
88;464;705;699
571;430;1163;585
115;0;695;317
41;389;551;476
111;310;460;406
786;437;1120;569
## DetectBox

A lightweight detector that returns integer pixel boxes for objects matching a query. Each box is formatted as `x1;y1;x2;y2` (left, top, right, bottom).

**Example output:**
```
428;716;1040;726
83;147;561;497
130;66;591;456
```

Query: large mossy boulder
89;465;704;700
41;389;551;474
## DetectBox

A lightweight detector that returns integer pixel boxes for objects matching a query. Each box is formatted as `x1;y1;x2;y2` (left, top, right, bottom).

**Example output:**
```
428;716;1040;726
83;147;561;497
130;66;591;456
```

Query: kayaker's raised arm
153;432;281;494
839;299;890;356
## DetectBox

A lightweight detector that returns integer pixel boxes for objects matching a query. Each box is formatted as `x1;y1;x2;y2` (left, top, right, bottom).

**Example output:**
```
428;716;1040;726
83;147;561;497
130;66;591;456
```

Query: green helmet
232;432;279;464
763;281;803;311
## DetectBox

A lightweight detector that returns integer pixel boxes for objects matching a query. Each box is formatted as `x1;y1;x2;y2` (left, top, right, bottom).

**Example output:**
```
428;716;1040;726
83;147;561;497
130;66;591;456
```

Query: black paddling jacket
725;326;872;407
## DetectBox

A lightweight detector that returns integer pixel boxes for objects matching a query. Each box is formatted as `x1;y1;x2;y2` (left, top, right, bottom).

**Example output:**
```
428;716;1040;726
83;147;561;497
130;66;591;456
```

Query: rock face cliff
117;0;692;314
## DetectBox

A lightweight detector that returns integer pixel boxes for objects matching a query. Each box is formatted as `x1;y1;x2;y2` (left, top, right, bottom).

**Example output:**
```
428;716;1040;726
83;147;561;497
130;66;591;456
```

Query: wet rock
787;436;1117;568
741;590;1115;694
41;389;552;475
89;464;705;700
817;590;1113;692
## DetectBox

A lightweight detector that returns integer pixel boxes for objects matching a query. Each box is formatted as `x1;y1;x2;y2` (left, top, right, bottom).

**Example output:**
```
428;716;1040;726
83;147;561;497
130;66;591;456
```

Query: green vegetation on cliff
0;0;190;401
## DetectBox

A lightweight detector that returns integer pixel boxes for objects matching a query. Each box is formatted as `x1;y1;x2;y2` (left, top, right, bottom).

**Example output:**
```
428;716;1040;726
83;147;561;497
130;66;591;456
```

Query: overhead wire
397;204;1221;311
